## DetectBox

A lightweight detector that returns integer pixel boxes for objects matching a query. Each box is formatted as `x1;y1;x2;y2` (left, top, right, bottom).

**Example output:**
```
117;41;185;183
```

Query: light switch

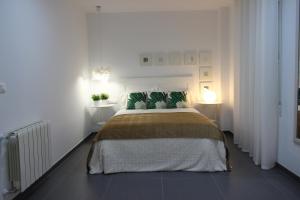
0;82;7;94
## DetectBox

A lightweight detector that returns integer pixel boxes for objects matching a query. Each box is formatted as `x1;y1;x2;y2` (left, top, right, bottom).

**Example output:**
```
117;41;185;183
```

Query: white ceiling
81;0;233;13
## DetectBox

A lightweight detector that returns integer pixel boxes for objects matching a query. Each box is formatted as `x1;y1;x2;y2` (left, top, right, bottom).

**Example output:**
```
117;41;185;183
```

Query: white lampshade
203;88;217;103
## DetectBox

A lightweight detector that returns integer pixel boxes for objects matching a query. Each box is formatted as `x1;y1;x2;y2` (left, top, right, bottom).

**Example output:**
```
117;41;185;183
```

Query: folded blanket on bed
93;112;224;141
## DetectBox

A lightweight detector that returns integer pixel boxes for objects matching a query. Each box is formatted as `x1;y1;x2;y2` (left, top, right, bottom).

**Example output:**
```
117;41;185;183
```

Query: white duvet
88;108;227;174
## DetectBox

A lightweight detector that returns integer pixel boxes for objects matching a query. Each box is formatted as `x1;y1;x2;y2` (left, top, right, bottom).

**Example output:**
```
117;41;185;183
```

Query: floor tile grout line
261;174;298;200
161;174;165;200
100;175;113;200
210;174;225;200
38;150;89;200
277;169;299;180
29;142;94;199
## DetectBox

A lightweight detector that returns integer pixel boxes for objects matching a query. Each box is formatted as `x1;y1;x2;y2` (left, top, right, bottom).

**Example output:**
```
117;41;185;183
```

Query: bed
87;108;230;174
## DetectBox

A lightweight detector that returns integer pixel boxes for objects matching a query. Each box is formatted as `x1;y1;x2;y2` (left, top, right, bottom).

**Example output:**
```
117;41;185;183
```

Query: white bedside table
89;104;116;129
90;104;116;108
196;102;222;126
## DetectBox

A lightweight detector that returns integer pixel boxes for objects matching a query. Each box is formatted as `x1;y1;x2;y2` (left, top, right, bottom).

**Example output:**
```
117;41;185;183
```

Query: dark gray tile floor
21;134;300;200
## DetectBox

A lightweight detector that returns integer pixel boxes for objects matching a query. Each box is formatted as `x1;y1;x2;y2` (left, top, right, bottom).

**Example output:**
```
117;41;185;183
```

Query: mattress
88;108;228;174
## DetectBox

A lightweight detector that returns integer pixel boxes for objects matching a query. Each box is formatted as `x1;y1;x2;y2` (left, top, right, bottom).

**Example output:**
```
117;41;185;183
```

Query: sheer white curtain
233;0;279;169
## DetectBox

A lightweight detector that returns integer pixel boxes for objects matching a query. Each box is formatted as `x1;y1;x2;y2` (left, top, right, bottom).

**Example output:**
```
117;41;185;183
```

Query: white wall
0;0;91;196
87;10;233;130
88;11;218;78
278;0;300;177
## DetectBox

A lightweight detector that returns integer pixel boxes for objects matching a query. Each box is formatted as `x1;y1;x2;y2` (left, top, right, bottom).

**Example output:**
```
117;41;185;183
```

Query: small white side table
196;102;222;126
90;104;116;108
89;104;116;127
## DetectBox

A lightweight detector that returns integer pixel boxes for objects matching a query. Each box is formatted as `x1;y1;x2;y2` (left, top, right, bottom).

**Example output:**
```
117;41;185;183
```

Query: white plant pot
93;101;100;107
99;100;108;105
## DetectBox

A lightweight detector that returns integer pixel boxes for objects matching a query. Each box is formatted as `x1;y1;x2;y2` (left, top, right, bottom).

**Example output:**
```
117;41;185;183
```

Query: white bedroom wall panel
278;0;300;177
233;0;279;169
0;0;91;197
87;11;218;78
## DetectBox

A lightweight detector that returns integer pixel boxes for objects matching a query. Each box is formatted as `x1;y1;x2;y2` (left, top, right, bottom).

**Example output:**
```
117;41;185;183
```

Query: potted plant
100;93;109;105
91;94;100;106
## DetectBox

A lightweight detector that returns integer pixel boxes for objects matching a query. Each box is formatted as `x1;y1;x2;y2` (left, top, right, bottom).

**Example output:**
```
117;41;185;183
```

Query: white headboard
119;74;198;103
121;74;192;89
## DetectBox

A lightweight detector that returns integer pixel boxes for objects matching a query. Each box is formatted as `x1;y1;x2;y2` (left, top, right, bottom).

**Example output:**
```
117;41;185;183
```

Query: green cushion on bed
167;91;188;108
127;92;147;109
147;92;168;109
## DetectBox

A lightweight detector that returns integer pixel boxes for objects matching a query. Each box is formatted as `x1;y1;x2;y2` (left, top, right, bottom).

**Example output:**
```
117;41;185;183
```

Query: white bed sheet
88;108;227;174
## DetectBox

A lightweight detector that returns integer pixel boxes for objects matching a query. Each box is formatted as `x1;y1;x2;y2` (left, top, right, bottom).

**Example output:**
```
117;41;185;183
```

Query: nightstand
88;104;116;131
195;102;222;126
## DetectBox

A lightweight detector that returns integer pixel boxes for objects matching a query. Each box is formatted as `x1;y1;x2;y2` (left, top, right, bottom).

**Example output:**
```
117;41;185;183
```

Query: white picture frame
140;53;153;66
168;51;182;66
153;52;168;66
184;50;197;65
199;67;213;82
199;51;212;66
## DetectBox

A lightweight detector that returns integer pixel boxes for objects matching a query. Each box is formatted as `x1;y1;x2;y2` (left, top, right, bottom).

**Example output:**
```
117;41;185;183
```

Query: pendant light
91;5;110;83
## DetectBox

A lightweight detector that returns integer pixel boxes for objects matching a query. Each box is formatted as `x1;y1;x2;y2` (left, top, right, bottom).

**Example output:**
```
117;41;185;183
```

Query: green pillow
167;91;188;108
147;92;168;109
127;92;147;109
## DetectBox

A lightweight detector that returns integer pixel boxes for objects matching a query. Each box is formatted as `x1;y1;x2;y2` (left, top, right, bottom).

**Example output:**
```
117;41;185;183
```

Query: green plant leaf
91;94;100;101
100;93;109;100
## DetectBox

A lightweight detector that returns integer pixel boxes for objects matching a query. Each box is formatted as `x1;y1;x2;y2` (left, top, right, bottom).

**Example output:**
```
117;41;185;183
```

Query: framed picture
140;53;153;66
168;51;182;65
184;50;197;65
199;67;213;81
153;52;168;66
199;51;212;66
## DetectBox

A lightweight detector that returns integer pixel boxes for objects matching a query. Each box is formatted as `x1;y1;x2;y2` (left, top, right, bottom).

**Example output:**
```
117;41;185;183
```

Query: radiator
7;121;52;192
